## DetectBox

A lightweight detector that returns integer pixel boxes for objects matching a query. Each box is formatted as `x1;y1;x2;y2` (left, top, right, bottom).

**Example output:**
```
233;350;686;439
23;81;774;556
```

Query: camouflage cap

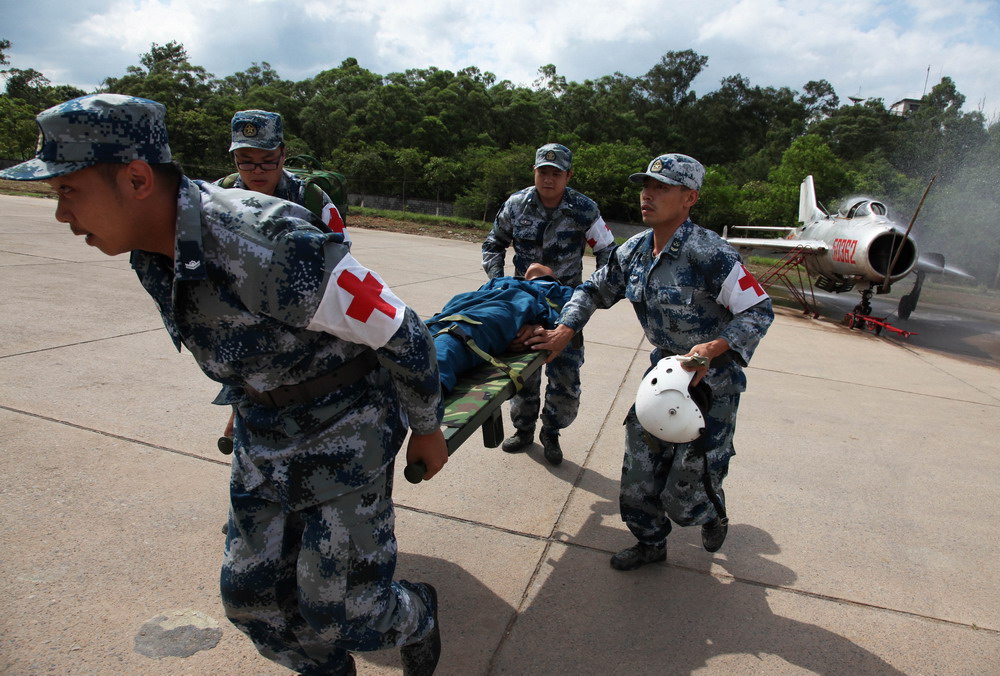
629;153;705;190
534;143;572;172
229;110;284;151
0;94;172;181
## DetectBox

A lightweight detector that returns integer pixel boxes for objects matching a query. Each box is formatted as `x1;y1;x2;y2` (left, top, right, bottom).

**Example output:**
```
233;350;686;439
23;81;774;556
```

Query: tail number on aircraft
832;238;858;264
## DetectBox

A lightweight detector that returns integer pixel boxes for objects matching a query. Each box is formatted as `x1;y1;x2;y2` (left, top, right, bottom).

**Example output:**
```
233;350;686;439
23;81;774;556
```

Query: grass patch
0;179;55;198
351;206;489;232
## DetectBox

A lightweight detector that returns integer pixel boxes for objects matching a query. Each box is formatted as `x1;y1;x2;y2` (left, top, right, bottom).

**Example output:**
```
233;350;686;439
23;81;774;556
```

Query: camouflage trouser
620;389;740;544
220;464;435;676
510;342;584;434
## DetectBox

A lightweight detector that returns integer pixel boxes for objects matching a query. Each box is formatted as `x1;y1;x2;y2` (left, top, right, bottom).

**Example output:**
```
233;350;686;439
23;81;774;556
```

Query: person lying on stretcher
425;263;575;392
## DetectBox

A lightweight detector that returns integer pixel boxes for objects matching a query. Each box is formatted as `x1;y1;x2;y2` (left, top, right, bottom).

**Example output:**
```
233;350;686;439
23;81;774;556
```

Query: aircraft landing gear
853;287;874;316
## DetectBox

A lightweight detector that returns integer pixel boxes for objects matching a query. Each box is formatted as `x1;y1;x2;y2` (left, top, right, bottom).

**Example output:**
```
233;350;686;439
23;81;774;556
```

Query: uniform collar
530;186;568;211
173;177;207;281
650;219;694;260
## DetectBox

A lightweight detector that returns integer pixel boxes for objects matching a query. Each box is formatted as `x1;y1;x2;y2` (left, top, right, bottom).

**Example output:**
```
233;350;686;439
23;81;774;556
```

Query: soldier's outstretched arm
526;324;576;363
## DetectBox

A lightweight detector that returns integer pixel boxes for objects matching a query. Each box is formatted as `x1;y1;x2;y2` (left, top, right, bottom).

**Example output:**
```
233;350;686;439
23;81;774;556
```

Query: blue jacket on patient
425;276;575;392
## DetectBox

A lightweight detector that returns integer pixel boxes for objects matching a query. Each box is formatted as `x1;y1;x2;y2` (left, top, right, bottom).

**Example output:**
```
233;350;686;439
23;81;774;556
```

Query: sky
2;0;999;122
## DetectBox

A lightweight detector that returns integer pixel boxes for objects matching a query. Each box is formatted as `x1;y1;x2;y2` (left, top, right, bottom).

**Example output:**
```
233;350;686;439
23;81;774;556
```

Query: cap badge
545;150;556;161
651;159;663;173
35;130;45;154
242;123;258;138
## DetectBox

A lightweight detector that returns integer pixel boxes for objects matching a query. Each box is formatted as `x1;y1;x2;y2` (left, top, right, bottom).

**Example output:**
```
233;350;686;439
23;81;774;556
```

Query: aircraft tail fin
798;175;825;224
916;252;976;280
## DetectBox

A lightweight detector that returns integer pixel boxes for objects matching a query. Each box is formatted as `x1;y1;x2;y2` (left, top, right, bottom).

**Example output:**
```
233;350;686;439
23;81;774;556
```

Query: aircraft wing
725;236;829;257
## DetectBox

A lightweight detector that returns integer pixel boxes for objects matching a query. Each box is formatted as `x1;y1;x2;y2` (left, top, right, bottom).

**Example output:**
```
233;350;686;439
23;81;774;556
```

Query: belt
243;349;379;408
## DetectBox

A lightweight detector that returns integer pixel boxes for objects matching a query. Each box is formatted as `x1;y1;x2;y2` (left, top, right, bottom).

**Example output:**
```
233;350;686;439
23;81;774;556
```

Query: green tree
638;50;707;107
0;94;38;158
393;147;427;204
695;166;743;232
103;41;229;168
799;79;839;122
688;75;807;169
453;144;533;221
570;142;650;221
739;134;849;227
809;98;901;161
891;77;988;183
424;156;461;204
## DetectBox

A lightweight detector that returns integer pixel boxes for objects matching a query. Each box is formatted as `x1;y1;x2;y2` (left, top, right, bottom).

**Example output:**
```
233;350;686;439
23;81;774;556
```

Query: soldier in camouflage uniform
527;153;773;569
214;109;347;448
2;94;445;675
481;143;615;465
215;110;338;222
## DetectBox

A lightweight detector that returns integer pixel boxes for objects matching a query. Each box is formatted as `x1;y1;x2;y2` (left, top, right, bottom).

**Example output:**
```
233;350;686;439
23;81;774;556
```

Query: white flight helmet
635;356;706;443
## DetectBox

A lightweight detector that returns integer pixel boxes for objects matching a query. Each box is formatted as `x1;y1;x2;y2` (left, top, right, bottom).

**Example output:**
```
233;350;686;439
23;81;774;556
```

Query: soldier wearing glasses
215;110;346;443
216;109;336;217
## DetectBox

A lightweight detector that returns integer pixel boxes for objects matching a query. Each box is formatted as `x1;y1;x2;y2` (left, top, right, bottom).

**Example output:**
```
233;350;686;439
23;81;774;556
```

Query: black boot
501;429;533;453
609;541;666;571
701;517;729;552
539;429;562;465
401;583;440;676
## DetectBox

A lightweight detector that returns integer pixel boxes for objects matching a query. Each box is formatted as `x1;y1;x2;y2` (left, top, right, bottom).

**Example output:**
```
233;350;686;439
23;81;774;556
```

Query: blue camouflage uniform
3;94;442;675
215;169;333;211
128;178;443;674
482;165;614;437
426;276;575;392
558;221;773;541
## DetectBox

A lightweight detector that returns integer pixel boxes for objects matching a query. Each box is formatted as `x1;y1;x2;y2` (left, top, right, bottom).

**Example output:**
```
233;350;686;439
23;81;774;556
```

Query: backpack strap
303;180;326;220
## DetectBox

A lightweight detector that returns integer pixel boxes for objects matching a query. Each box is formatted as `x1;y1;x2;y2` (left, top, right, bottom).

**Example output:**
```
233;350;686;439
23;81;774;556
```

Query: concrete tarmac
2;193;999;675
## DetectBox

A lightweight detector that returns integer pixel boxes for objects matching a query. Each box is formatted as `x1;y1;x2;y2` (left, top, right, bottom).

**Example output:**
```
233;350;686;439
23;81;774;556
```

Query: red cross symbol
337;270;397;322
587;237;597;248
324;206;345;234
738;265;765;296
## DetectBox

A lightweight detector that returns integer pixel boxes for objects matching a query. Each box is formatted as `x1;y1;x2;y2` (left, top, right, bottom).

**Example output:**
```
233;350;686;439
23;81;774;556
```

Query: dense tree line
2;39;998;285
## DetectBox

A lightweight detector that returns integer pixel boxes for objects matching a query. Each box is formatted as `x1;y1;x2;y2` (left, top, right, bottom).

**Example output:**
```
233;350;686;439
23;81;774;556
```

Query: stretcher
403;350;546;483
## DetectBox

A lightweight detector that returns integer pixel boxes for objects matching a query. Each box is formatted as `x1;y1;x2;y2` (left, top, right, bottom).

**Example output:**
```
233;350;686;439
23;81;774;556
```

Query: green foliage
570;142;650;220
0;95;38;159
695;166;743;232
739;135;849;227
2;37;997;284
453;144;533;221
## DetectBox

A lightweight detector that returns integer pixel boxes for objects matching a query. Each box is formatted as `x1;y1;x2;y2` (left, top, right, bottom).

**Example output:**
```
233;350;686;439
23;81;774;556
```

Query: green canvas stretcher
403;350;546;483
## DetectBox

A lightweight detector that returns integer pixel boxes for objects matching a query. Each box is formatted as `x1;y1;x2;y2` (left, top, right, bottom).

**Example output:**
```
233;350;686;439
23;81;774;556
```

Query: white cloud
76;0;211;56
2;0;997;119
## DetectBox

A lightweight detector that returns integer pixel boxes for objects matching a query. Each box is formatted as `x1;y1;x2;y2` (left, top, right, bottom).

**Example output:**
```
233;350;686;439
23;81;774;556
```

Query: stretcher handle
404;461;427;484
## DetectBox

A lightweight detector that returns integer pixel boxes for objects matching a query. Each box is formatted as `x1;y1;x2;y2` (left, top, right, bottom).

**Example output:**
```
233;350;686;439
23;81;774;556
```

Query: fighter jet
723;175;970;320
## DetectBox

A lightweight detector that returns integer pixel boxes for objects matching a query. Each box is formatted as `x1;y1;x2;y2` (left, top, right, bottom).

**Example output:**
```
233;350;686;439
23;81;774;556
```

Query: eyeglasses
235;160;281;171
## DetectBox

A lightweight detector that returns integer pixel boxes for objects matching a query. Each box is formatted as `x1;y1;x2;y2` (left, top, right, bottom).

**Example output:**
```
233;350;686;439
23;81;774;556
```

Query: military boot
701;517;729;552
609;541;666;571
401;583;440;676
702;488;728;552
539;428;562;466
501;429;533;453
